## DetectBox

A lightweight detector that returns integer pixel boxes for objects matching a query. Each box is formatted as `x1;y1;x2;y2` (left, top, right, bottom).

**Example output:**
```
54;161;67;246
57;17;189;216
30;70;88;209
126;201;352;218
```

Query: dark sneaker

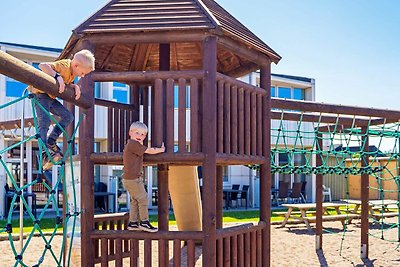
127;221;139;231
139;220;158;233
42;149;62;171
48;143;63;157
42;152;53;170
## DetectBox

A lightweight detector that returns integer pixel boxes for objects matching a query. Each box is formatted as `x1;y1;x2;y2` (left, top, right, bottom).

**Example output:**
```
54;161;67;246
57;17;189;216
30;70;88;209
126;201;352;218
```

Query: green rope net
0;93;83;266
269;110;400;249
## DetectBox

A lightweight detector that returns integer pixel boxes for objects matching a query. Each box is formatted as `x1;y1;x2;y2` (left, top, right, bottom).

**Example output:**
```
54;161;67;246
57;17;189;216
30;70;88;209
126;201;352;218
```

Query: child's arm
39;63;65;93
72;84;81;100
145;142;165;154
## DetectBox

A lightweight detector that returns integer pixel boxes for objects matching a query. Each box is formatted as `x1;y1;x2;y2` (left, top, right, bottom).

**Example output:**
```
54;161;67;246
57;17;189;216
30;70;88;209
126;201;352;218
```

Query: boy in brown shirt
123;121;165;232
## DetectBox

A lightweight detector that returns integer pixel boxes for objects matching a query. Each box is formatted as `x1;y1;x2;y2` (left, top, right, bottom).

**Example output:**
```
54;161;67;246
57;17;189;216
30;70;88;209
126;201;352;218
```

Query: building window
275;86;306;100
293;88;305;100
94;82;101;98
271;86;276;97
5;77;26;97
223;166;229;182
278;87;291;99
113;82;128;103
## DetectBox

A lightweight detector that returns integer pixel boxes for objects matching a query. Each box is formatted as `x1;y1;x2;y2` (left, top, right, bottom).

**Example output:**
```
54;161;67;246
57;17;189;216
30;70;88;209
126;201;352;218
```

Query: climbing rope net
269;110;400;249
0;93;83;266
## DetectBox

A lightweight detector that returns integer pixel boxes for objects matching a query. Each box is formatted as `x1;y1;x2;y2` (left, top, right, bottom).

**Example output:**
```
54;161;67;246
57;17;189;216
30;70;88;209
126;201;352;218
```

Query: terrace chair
322;185;332;202
290;182;303;203
276;181;290;206
300;181;307;202
223;184;240;208
239;185;250;209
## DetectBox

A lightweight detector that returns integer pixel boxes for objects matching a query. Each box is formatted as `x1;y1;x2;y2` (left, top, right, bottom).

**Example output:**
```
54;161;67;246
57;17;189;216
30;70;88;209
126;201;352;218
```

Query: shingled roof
61;0;281;76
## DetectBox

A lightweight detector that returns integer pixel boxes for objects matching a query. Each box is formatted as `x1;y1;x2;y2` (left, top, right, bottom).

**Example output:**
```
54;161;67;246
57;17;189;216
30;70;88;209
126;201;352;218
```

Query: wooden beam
83;31;208;45
100;45;118;69
0;50;93;109
271;98;400;119
271;111;371;126
92;70;204;82
0;118;35;131
217;36;276;66
129;44;150;71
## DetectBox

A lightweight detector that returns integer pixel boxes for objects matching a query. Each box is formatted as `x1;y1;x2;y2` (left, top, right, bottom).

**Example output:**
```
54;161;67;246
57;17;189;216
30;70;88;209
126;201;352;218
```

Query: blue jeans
34;93;74;145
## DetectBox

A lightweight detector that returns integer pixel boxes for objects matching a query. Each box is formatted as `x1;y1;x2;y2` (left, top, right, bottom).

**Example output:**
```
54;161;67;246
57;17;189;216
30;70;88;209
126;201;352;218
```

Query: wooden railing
216;222;265;266
92;214;266;266
92;71;268;164
95;98;135;152
92;213;202;266
216;73;267;158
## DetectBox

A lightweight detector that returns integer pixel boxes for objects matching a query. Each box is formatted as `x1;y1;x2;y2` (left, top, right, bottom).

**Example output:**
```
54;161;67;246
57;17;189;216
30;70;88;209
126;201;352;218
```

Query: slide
168;166;202;231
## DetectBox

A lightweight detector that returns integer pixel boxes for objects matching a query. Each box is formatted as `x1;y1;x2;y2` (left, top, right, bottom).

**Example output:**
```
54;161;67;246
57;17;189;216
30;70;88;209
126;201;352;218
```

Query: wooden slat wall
97;75;202;154
97;72;269;159
230;85;236;154
92;215;264;266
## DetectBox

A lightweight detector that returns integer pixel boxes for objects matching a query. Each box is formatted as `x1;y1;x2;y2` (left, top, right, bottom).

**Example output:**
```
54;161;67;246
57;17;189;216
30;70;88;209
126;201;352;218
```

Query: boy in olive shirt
123;121;165;232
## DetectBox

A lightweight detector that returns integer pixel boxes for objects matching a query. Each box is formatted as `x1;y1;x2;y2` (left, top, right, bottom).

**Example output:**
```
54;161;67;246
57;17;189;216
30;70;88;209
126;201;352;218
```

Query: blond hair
130;121;148;132
73;49;95;71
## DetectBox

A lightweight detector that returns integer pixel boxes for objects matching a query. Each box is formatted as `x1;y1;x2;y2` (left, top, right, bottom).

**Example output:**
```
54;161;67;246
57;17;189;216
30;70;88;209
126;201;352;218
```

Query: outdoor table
223;188;241;209
280;202;358;230
344;199;398;220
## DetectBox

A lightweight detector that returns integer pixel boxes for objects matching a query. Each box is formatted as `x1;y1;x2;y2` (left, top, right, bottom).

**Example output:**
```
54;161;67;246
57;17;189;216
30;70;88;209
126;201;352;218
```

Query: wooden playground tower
1;0;400;266
58;1;280;265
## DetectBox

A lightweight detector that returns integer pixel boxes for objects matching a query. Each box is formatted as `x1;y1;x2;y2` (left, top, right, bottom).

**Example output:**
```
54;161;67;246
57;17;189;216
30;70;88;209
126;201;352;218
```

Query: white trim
2;44;60;58
271;75;312;88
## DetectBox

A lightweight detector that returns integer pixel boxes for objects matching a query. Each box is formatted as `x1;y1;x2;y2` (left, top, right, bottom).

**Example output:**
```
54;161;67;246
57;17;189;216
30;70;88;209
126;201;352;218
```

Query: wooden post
158;43;170;267
202;36;217;267
316;134;323;250
361;127;369;258
63;101;75;155
79;74;95;267
259;63;271;267
129;83;140;122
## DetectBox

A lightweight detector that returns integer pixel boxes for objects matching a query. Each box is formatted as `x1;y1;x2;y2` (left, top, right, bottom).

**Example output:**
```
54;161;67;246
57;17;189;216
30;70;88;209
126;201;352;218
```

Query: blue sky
1;0;399;109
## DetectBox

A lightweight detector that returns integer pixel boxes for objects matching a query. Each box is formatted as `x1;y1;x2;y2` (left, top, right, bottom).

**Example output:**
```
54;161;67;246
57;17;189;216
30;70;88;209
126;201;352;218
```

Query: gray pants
123;178;149;222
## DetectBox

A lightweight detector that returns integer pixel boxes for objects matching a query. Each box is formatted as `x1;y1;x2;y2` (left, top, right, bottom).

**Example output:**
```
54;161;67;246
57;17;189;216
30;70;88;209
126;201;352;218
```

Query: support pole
361;127;369;258
78;39;95;267
157;43;170;267
316;134;323;250
202;36;217;267
259;63;271;267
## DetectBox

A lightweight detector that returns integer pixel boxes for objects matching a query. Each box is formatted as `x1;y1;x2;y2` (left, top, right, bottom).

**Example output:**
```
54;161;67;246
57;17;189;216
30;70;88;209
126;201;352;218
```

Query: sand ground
1;218;399;266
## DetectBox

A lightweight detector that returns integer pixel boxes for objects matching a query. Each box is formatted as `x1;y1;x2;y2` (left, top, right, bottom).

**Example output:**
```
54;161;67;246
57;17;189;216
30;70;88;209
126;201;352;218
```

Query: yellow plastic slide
168;166;202;231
